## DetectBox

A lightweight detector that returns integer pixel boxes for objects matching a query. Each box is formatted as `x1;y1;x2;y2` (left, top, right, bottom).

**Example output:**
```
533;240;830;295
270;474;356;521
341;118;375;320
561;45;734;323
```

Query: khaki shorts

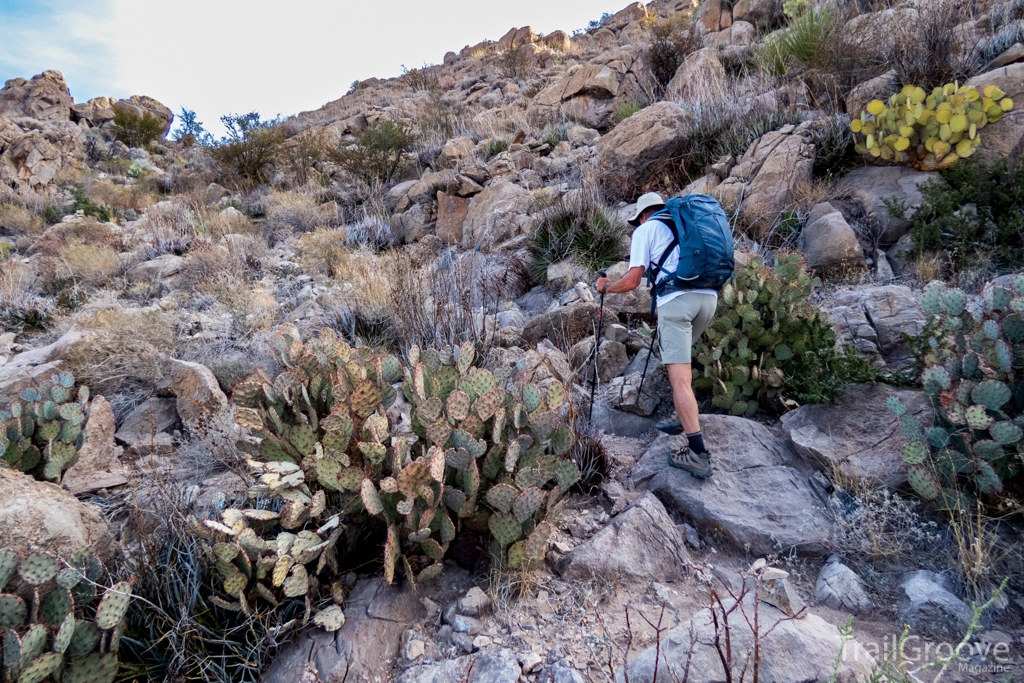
657;292;718;364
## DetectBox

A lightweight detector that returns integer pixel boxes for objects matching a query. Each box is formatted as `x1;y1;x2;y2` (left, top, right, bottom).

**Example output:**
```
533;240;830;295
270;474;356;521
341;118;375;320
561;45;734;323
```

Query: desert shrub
58;243;121;289
484;138;509;159
0;202;44;235
496;48;531;80
888;277;1024;511
172;107;214;146
264;191;329;238
70;187;114;222
193;325;580;633
344;208;400;251
644;15;702;89
62;307;176;422
0;260;54;332
113;105;166;148
419;85;465;140
809;114;857;178
906;158;1024;271
542;123;571;149
891;0;983;87
294;229;349;277
693;254;879;415
284;127;329;186
211;112;284;187
84;180;158;216
680;101;804;181
529;194;627;283
330;120;417;187
613;100;641;124
759;8;843;77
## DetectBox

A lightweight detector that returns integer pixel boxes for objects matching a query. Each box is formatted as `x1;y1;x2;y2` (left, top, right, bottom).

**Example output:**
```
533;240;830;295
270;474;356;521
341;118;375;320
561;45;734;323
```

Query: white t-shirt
628;216;718;308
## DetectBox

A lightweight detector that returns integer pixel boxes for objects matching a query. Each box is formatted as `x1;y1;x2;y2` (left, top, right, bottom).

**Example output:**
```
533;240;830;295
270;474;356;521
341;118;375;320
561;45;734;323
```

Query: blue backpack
647;194;735;310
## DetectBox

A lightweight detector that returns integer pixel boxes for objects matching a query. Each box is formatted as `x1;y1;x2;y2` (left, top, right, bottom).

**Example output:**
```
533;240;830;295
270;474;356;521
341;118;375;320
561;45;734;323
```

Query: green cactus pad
425;420;451;447
3;630;22;676
63;652;118;683
443;487;467;512
416;397;443;424
907;464;941;500
381;355;402;383
920;282;943;314
512;487;545;523
0;549;17;591
456;341;475;376
473;390;503;421
40;587;74;627
420;537;445;562
53;612;76;654
446;391;472;421
921;366;951;393
488;512;523;546
522;385;541;413
939;287;967;315
528;411;559;441
65;619;101;658
283;564;309;598
358;441;387;465
971;380;1010;410
545;382;566;410
900;442;928;464
965;404;994;431
549;427;573;456
973;440;1005;461
445;448;472;470
899;415;924;441
555;460;581;490
417;562;444;583
884;395;909;417
18;552;58;586
990;421;1023;445
0;593;27;629
925;427;950;448
361;479;384;515
313;604;346;632
94;582;132;630
20;623;48;667
17;651;63;683
524;521;553;560
485;483;518;514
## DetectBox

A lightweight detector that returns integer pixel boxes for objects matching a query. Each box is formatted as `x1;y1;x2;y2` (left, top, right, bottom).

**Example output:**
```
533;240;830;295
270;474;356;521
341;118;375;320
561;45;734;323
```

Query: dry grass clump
82;179;159;215
0;203;45;236
33;219;124;292
137;195;262;258
890;0;984;86
205;280;279;334
294;228;348;277
264;190;331;239
62;306;176;421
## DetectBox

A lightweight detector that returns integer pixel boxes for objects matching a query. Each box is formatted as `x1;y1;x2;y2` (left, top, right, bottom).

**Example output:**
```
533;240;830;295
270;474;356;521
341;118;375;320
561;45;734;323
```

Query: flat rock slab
397;648;521;683
557;492;690;582
780;383;932;489
633;416;833;556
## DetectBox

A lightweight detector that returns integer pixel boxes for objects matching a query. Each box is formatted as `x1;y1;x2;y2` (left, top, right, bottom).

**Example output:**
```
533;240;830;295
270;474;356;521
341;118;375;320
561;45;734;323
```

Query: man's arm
596;266;644;294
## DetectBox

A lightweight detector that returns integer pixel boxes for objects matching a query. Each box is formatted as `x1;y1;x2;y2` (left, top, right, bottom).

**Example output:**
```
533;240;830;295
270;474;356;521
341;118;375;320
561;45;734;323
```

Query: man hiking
596;192;731;479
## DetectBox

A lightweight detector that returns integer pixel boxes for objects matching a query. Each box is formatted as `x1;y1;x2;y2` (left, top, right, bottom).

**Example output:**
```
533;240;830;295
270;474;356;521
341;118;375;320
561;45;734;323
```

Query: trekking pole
635;324;659;408
588;271;607;422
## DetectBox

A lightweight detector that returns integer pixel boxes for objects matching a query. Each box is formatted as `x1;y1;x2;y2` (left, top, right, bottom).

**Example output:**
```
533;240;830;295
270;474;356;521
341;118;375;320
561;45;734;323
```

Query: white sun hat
626;192;666;226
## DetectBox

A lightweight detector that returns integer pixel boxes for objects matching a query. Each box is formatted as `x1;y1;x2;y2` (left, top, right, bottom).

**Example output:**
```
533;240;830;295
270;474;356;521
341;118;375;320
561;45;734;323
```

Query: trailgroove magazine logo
844;634;1013;673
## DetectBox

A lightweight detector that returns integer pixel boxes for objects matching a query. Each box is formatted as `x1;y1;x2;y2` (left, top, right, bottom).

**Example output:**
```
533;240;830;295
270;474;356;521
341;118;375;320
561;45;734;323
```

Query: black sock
686;431;707;454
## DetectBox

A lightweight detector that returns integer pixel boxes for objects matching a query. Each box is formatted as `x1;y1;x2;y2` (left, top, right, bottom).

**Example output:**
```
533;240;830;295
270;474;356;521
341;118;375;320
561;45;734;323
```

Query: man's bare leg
666;363;700;434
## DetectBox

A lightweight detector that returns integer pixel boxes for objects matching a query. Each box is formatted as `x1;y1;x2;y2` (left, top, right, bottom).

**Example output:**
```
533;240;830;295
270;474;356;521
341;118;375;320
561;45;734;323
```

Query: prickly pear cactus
888;275;1024;509
692;254;843;415
209;328;578;628
0;371;91;483
0;547;128;683
852;82;1014;170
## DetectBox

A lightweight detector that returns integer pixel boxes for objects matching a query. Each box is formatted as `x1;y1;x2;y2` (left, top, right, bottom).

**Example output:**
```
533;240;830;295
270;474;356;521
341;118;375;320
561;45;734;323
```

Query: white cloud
5;0;620;135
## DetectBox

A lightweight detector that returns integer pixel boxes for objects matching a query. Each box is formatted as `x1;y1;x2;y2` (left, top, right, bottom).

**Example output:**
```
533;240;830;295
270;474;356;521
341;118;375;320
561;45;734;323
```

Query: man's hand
595;266;644;295
596;277;610;294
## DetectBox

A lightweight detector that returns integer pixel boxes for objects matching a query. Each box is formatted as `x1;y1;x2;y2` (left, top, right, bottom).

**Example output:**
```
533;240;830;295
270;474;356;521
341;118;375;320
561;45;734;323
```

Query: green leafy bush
613;100;641;124
529;197;626;283
644;16;701;90
694;254;879;415
484;138;509;159
194;326;580;622
211;112;285;187
330;120;417;186
888;276;1024;509
69;188;113;223
908;157;1024;271
112;105;166;148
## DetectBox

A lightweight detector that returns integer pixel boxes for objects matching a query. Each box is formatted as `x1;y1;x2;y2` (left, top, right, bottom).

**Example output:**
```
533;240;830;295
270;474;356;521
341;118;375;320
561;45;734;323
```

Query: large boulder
898;571;972;628
780;383;932;490
846;70;898;119
826;285;927;368
834;166;940;246
0;131;65;194
633;416;833;555
60;396;129;495
528;47;644;130
522;302;602;350
70;96;119;128
263;578;420;683
735;125;814;235
965;62;1024;167
799;203;866;274
0;468;116;562
113;95;174;136
558;492;690;581
666;49;727;103
436;191;470;245
618;593;875;683
461;180;531;251
816;556;873;613
0;71;73;122
597;101;692;197
166;359;239;452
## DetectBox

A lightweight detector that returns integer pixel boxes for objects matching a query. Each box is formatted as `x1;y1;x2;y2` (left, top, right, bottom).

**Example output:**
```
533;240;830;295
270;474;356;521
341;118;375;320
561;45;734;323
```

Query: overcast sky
0;0;618;136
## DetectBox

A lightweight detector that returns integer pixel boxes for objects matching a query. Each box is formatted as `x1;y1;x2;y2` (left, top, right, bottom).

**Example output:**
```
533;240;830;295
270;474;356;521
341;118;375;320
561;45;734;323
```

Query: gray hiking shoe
668;446;712;479
656;418;684;435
